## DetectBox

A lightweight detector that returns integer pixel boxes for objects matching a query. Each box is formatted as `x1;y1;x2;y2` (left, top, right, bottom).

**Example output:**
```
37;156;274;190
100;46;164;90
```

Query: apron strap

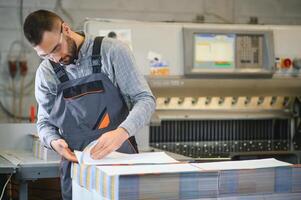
49;60;70;83
91;36;104;74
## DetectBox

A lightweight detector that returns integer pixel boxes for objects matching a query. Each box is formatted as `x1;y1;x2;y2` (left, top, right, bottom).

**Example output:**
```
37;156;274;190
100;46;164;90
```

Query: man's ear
62;22;71;35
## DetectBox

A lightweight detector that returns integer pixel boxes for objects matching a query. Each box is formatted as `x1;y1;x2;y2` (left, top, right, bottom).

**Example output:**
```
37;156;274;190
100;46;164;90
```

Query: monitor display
193;33;235;69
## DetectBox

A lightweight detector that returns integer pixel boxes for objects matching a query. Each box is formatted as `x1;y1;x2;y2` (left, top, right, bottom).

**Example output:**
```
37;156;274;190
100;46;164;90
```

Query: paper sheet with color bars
74;140;292;175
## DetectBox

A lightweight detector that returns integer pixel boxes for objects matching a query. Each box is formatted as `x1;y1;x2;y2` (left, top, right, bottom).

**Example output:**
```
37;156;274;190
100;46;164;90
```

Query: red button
282;58;292;69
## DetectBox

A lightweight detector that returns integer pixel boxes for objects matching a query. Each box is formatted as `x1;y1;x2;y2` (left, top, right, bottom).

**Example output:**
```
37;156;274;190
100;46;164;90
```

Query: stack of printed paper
32;134;60;161
72;142;301;200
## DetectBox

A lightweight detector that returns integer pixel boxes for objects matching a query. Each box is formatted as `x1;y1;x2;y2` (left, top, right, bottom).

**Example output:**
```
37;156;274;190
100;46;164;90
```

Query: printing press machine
148;77;301;163
84;19;301;164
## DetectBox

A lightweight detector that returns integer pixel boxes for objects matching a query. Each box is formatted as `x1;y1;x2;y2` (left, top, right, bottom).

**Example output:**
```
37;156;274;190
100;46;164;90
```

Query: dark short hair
23;10;63;46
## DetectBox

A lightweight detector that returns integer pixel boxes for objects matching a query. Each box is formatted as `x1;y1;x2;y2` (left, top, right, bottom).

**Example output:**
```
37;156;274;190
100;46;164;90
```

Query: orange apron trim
98;113;110;129
64;89;103;100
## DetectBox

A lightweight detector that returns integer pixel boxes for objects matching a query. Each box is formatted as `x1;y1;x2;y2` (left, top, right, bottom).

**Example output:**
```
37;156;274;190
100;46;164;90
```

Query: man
23;10;155;199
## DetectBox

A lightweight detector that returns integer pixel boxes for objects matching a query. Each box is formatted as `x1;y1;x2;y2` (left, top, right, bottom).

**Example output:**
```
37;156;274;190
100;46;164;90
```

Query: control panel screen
193;33;235;69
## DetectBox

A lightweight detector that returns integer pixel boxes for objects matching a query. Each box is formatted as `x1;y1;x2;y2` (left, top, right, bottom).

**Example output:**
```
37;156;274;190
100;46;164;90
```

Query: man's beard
59;36;78;65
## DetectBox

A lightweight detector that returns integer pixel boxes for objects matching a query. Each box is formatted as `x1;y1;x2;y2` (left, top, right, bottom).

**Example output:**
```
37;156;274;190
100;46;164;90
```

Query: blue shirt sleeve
108;39;156;136
35;61;61;149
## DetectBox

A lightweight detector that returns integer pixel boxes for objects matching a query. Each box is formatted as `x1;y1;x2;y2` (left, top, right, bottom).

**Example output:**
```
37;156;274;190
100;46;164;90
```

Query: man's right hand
50;139;77;162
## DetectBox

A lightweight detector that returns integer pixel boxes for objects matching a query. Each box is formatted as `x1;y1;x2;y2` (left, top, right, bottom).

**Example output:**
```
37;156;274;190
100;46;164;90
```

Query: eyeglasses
39;23;64;60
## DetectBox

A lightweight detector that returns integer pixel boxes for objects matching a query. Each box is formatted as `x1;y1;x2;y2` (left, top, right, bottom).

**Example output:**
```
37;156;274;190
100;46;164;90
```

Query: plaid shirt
35;36;156;149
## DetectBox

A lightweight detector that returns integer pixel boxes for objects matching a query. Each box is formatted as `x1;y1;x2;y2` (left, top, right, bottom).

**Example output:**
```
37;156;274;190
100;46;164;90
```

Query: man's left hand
90;127;129;159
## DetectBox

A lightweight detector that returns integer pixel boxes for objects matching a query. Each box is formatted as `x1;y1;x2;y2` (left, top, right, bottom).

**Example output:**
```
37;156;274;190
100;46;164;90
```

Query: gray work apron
47;37;138;200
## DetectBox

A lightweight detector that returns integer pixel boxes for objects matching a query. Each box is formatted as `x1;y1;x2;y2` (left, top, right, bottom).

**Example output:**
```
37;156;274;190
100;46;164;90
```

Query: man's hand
90;127;129;160
51;139;77;162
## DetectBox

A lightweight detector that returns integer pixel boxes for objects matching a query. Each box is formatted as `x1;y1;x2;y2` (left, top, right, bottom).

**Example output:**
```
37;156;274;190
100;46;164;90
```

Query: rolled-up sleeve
110;39;156;136
35;63;61;149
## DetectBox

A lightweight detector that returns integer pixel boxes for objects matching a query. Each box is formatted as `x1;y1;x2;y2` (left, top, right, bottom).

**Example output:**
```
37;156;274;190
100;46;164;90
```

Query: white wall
0;0;301;122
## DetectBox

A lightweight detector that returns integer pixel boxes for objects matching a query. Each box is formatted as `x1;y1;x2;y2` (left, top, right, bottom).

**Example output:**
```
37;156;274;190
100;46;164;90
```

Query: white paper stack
71;141;301;200
32;134;60;161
